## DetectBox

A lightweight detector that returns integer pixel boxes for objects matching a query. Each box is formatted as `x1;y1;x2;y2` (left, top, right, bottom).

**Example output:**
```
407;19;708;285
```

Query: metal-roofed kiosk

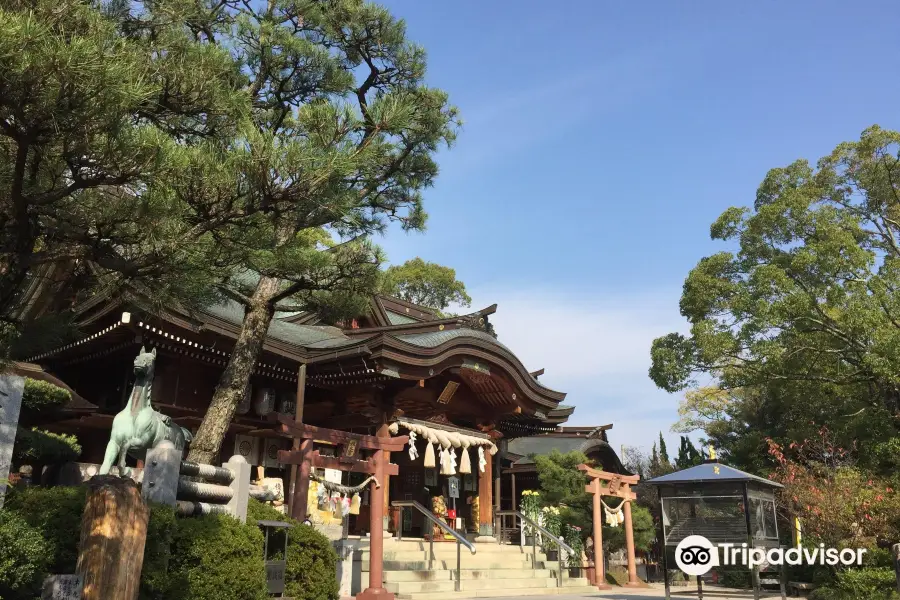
647;451;783;600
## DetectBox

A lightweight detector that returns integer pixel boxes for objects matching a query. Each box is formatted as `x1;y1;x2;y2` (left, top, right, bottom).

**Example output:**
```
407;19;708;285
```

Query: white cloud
462;286;692;454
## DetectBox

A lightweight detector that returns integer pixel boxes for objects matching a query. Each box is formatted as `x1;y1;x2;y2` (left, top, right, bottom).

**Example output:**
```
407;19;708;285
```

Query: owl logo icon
675;535;718;576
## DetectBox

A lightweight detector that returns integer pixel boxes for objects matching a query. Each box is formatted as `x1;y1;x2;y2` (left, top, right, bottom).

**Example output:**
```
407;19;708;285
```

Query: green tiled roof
506;435;630;474
507;436;599;463
386;310;418;325
397;329;514;352
202;300;356;349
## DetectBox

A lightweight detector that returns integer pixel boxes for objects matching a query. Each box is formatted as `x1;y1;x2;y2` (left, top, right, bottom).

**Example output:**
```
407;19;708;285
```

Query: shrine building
21;288;628;541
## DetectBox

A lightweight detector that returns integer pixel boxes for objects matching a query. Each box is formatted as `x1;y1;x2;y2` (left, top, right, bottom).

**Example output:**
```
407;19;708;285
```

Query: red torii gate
578;464;645;589
274;415;408;600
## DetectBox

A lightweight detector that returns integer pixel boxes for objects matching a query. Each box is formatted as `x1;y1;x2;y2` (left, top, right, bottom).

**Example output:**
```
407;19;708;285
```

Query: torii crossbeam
578;464;645;589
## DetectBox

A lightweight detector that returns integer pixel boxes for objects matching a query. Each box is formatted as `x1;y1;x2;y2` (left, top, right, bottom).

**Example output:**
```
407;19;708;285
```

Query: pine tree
0;0;247;357
185;0;459;463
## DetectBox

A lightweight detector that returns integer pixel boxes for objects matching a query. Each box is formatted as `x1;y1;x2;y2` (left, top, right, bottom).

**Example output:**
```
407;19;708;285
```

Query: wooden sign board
42;575;83;600
437;381;459;405
340;439;360;463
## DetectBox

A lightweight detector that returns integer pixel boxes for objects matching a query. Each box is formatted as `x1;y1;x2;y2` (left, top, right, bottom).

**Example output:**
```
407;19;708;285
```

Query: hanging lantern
254;387;276;417
279;391;296;416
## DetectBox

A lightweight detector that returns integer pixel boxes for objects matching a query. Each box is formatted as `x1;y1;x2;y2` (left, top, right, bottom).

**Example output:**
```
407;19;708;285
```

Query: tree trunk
77;475;149;600
187;274;280;464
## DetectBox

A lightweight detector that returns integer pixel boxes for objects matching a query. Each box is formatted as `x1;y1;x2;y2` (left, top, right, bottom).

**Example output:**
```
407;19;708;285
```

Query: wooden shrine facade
20;290;576;537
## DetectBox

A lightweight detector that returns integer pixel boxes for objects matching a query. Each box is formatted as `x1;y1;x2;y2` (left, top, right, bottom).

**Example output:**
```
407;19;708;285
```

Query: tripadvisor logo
674;535;867;576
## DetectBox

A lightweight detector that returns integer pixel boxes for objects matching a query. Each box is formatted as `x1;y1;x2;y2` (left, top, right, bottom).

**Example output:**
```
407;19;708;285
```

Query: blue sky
374;1;900;457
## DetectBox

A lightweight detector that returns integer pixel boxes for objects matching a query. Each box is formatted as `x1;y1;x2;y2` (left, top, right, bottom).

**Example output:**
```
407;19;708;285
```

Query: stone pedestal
0;375;25;510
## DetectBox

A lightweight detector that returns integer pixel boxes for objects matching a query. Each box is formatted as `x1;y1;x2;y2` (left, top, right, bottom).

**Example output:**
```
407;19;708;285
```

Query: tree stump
76;475;149;600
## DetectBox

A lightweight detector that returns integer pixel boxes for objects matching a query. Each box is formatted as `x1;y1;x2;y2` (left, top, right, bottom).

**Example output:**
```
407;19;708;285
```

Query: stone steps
363;559;558;571
394;583;598;600
384;569;555;582
359;539;593;600
386;576;591;595
361;550;546;563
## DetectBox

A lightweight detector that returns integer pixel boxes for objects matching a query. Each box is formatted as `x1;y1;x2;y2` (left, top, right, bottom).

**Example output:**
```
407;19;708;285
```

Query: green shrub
13;428;81;463
164;512;268;600
139;503;178;600
812;568;900;600
22;378;71;412
4;485;85;573
248;499;339;600
720;568;751;588
0;510;52;600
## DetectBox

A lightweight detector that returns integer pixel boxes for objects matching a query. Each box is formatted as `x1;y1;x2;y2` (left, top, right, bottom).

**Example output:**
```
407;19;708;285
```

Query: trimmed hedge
248;500;339;600
3;485;86;573
13;428;81;463
0;510;52;600
3;488;338;600
164;512;268;600
139;503;178;600
21;378;71;412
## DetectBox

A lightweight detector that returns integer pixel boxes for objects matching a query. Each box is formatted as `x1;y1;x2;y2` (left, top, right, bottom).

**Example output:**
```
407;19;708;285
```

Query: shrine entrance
387;418;498;541
272;414;408;600
578;464;645;590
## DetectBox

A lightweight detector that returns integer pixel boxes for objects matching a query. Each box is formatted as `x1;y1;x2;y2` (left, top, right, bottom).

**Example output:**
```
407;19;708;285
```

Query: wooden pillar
477;448;494;540
290;438;312;521
511;472;516;511
378;422;391;532
357;426;393;600
287;363;307;517
493;460;501;511
383;449;391;532
623;496;640;586
591;478;611;590
77;476;149;600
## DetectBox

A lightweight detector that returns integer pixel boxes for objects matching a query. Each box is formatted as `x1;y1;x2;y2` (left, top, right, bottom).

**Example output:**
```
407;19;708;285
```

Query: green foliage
139;503;178;600
248;499;339;600
658;433;670;464
650;126;900;473
185;0;460;463
13;428;81;463
3;485;86;573
534;450;592;535
0;510;51;600
562;523;584;567
164;513;268;600
812;568;900;600
720;569;751;589
12;379;81;465
648;438;675;478
21;378;71;412
0;0;246;333
381;258;472;313
675;436;703;470
601;504;655;554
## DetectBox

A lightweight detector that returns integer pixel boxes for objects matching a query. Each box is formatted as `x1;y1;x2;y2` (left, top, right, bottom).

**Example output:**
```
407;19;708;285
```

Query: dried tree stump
76;475;150;600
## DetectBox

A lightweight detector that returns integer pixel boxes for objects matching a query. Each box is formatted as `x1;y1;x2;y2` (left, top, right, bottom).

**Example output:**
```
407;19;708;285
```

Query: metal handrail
391;500;476;592
495;509;573;588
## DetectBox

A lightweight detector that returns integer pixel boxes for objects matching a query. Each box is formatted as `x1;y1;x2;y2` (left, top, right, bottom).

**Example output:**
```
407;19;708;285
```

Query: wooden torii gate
274;414;408;600
578;464;644;589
